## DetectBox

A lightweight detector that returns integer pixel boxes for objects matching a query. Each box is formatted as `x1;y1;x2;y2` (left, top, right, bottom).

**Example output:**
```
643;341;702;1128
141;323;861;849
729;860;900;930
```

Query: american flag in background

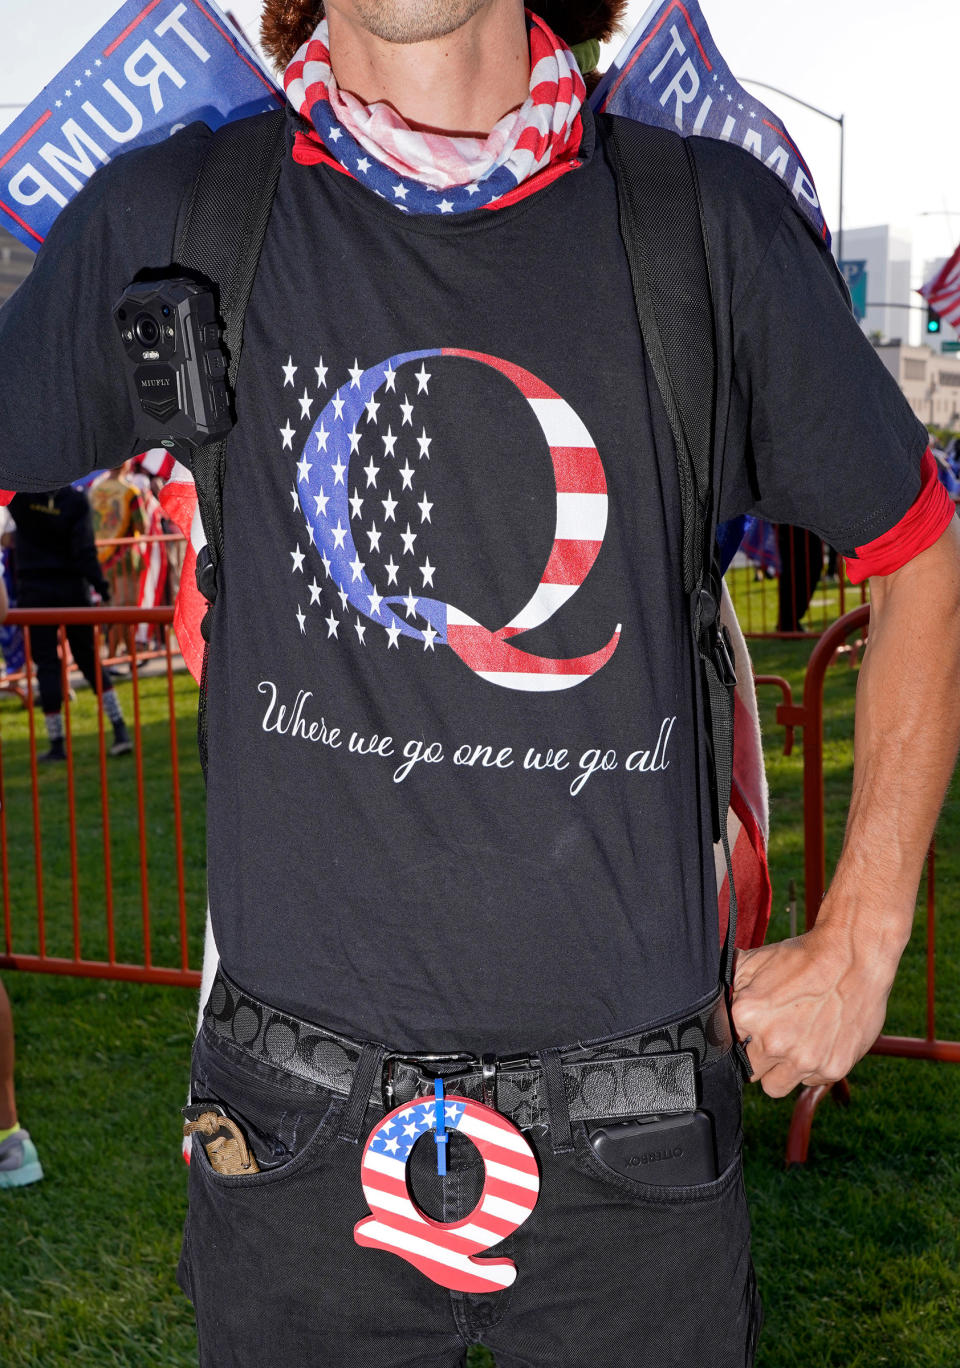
920;241;960;336
139;449;209;680
290;347;620;691
134;490;169;632
354;1094;540;1293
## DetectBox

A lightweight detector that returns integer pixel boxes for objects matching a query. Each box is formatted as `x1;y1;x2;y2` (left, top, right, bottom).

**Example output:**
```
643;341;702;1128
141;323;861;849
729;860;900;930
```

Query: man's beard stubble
335;0;495;45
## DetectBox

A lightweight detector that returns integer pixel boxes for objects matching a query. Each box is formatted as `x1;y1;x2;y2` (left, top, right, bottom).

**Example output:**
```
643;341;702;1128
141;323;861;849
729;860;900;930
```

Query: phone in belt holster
588;1110;718;1185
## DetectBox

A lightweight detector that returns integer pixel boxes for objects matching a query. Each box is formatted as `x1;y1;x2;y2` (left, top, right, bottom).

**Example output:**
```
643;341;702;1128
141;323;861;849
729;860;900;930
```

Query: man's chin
329;0;495;46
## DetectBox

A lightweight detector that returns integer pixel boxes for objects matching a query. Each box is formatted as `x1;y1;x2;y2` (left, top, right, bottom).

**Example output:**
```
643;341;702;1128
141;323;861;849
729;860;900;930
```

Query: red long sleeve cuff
844;449;955;585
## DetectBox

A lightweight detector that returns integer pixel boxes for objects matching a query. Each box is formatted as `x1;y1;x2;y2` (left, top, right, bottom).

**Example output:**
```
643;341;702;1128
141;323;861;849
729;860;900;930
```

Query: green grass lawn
0;665;207;972
726;561;869;639
747;636;960;1368
2;638;959;1367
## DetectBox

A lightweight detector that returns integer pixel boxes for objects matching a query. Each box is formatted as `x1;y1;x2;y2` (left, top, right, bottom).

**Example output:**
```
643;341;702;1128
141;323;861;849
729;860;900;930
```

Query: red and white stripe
443;350;620;690
326;87;526;190
155;462;208;682
137;447;178;482
354;1096;539;1293
284;12;583;193
714;583;771;949
920;241;960;334
135;499;169;639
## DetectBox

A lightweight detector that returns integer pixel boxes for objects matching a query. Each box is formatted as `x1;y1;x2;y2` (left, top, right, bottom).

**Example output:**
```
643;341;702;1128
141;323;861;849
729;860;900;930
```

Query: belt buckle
380;1050;478;1112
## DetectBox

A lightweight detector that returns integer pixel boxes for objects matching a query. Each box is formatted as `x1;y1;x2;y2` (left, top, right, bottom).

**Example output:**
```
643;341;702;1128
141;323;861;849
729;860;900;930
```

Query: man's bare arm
731;517;960;1098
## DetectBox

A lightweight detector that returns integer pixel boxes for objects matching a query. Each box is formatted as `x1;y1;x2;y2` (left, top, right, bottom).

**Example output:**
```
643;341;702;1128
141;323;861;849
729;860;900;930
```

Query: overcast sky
2;0;958;278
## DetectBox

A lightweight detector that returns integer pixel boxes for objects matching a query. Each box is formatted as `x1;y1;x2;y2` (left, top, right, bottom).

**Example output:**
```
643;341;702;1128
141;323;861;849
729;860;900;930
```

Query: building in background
0;227;32;307
921;257;951;352
874;342;960;431
844;225;912;344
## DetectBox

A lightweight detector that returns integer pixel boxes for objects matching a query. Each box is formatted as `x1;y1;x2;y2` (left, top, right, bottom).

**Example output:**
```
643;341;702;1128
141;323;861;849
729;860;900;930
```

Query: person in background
932;448;960;504
0;504;25;679
127;455;172;652
0;979;43;1190
0;575;43;1188
88;462;146;661
776;522;824;632
9;487;132;761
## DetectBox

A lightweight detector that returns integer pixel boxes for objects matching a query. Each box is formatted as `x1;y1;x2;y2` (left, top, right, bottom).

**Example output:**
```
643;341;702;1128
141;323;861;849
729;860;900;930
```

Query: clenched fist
731;917;902;1098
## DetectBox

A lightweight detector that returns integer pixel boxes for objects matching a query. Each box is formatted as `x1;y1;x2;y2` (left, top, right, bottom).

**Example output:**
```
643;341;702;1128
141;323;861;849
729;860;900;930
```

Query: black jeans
19;577;115;713
179;1020;762;1367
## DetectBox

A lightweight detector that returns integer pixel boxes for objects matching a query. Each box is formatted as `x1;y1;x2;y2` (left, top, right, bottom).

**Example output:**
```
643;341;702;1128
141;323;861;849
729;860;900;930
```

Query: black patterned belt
203;967;733;1131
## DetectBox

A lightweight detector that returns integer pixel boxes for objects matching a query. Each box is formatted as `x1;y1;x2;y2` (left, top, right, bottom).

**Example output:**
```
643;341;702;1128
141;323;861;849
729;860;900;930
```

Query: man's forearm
732;518;960;1096
820;516;960;957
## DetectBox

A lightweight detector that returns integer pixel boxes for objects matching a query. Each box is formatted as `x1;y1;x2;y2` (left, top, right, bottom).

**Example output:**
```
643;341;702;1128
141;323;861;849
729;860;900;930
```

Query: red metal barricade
753;676;795;756
727;526;870;639
1;600;950;1164
0;606;202;988
774;605;957;1163
0;533;186;689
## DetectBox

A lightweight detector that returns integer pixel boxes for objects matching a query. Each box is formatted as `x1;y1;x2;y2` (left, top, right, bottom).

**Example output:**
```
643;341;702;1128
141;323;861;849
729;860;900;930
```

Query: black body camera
114;278;234;455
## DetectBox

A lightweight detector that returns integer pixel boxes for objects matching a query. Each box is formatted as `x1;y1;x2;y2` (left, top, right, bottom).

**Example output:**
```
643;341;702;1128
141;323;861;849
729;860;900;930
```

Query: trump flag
0;0;281;251
591;0;831;248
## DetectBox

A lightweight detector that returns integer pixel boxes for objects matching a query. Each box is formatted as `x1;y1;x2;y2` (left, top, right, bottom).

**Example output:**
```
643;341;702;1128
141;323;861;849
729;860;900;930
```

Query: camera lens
134;313;161;348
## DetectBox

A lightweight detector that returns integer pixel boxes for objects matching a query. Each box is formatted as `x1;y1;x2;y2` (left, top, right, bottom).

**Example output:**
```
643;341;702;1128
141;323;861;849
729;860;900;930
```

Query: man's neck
325;3;531;136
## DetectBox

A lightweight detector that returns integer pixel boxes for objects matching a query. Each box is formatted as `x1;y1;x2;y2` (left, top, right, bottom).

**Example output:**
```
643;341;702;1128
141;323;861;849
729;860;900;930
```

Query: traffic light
927;305;942;335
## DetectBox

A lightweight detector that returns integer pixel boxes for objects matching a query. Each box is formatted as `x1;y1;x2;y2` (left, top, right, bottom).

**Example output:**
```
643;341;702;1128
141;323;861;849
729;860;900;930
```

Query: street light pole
918;209;960;262
739;78;845;264
838;111;845;266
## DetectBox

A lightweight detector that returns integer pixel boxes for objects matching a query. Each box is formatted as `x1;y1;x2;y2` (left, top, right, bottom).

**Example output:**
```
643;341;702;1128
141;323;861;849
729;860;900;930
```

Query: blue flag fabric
591;0;830;249
2;0;828;258
0;0;281;252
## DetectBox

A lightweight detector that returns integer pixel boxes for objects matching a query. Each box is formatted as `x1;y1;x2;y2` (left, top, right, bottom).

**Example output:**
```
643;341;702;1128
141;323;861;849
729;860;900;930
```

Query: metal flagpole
739;79;845;263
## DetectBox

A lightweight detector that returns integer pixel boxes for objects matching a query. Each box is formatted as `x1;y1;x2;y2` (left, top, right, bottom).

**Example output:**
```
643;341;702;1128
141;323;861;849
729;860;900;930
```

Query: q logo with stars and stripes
292;349;621;692
354;1094;540;1292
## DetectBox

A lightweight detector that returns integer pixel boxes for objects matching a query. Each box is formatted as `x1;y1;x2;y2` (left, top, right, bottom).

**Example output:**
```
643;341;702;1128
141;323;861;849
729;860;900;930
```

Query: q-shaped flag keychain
354;1080;541;1292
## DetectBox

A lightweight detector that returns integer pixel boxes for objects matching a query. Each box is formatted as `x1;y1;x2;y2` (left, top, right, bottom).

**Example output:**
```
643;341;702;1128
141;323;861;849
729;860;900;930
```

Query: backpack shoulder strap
606;115;740;991
172;107;286;776
173;108;286;604
606;115;715;592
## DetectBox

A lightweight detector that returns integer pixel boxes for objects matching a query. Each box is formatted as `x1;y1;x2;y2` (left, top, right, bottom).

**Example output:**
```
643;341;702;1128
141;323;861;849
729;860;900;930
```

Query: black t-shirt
9;487;107;595
0;107;926;1052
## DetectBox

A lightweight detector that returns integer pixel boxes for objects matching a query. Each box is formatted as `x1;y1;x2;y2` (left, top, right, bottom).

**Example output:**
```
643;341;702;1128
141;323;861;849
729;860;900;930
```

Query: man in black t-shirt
9;488;132;761
2;3;960;1365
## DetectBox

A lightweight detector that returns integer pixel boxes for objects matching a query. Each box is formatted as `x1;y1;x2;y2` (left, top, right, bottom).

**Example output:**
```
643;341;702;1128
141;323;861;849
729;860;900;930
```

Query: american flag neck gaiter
283;10;587;215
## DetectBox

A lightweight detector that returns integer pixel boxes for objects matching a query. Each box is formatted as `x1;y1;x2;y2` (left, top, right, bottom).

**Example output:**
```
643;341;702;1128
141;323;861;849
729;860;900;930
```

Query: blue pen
434;1078;447;1176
